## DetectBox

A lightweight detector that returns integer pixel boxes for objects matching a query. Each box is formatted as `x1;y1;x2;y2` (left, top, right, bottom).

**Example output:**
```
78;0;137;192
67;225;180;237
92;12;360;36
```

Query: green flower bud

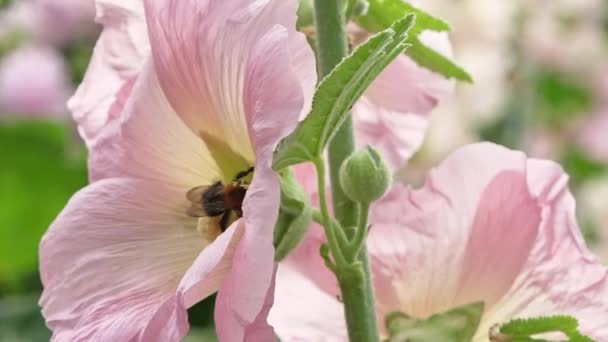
339;146;391;204
274;168;312;261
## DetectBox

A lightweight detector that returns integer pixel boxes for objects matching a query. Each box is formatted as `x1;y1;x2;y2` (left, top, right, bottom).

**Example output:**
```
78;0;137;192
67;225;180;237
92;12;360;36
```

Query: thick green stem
313;0;358;227
313;1;379;341
336;262;379;342
347;203;370;261
314;158;348;267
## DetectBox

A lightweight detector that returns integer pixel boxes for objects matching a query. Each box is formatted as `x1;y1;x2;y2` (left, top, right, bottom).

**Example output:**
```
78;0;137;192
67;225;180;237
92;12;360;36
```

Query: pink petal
88;59;222;187
269;264;346;342
69;0;148;145
425;143;528;225
144;0;314;158
243;25;305;157
353;97;428;170
482;158;608;340
361;31;453;115
354;32;454;170
215;166;281;340
39;178;219;341
139;221;246;341
455;170;541;307
243;266;279;342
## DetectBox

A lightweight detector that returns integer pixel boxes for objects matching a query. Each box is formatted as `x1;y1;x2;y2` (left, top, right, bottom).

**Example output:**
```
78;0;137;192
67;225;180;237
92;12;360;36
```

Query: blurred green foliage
0;30;27;59
561;147;608;187
533;69;592;127
0;120;218;337
0;120;87;289
62;40;95;84
0;294;51;341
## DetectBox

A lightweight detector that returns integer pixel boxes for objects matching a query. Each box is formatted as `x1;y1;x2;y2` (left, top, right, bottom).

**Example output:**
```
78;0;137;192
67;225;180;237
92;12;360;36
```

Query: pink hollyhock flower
270;143;608;341
39;0;315;340
0;45;72;117
353;30;454;170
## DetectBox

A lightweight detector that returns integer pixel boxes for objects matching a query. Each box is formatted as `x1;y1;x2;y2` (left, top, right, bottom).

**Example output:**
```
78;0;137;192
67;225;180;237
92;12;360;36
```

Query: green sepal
273;168;313;261
385;302;484;342
319;243;337;272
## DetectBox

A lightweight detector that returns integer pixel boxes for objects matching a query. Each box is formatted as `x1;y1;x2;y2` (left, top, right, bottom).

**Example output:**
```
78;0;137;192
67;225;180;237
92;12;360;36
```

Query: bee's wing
186;185;210;204
186;202;208;217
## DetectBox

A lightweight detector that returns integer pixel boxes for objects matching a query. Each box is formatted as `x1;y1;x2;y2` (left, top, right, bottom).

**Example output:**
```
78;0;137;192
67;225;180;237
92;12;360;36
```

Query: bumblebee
186;167;253;232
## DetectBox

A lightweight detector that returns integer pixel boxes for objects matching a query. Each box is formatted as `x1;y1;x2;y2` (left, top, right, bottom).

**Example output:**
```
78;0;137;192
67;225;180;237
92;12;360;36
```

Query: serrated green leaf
385;302;484;342
406;36;472;82
272;14;415;170
357;0;472;82
358;0;449;33
498;315;597;342
501;316;578;335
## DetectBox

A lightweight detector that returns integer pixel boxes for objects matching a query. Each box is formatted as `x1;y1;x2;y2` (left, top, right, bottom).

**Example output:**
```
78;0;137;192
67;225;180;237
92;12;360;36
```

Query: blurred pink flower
577;110;608;163
354;30;453;170
31;0;98;45
0;45;72;117
270;143;608;341
0;0;97;46
39;0;315;340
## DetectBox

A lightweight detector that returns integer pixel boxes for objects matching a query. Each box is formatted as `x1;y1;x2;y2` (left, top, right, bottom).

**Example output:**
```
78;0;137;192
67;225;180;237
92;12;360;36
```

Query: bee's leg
219;212;232;232
233;166;254;182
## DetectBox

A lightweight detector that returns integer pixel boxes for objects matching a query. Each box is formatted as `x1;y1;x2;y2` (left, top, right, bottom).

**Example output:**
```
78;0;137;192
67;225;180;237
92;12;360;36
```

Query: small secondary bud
339;146;391;204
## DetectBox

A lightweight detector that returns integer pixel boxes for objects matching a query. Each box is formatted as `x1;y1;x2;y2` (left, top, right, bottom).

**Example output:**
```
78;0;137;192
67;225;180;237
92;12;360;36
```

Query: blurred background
0;0;607;340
